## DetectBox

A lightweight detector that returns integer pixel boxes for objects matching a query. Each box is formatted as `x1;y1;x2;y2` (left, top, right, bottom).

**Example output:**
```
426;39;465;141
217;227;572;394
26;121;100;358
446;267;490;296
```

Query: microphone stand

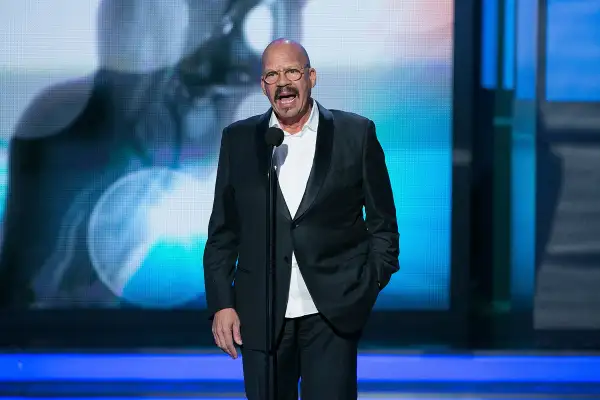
265;146;278;400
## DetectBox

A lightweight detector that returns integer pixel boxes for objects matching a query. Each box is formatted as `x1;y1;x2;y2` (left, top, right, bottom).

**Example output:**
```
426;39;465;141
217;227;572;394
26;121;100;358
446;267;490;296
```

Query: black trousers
241;313;360;400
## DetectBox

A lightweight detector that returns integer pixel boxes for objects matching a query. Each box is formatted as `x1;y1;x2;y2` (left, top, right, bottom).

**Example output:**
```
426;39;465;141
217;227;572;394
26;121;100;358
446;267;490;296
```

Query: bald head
261;38;311;70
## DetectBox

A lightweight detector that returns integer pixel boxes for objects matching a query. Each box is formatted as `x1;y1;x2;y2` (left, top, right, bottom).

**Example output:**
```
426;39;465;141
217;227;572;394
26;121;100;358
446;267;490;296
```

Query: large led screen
0;0;454;310
534;0;600;330
545;0;600;101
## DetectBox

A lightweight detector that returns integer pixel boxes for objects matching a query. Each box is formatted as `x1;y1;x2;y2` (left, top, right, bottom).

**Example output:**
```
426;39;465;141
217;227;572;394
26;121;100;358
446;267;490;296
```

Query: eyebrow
264;65;305;73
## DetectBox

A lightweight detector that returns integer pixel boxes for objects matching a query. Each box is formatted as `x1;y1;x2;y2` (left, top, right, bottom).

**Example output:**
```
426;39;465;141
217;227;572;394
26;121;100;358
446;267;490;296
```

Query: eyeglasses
262;65;310;85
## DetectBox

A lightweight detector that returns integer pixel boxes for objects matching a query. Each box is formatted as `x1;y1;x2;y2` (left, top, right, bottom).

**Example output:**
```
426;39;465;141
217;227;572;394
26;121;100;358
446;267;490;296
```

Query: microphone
264;125;283;400
265;127;284;147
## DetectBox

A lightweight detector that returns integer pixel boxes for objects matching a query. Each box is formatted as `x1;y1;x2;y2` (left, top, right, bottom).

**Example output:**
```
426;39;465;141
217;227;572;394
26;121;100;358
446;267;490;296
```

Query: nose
277;72;292;86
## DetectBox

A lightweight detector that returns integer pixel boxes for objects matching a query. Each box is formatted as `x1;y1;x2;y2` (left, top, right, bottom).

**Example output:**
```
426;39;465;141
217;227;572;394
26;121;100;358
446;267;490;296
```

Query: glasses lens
286;69;302;81
264;74;278;84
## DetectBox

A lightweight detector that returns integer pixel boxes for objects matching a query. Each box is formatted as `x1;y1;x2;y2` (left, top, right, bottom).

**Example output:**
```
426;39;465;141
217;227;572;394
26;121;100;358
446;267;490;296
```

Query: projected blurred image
0;0;453;310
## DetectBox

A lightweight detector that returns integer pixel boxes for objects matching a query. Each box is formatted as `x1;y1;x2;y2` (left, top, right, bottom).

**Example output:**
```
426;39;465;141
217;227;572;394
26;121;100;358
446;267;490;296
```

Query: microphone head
265;127;284;147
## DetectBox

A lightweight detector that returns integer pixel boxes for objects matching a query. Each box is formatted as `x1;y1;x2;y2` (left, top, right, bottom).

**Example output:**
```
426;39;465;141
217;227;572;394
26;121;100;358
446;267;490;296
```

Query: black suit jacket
203;101;399;350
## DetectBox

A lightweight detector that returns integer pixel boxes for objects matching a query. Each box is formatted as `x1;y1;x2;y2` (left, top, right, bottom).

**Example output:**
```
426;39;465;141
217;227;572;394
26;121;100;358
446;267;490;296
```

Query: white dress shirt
270;103;319;318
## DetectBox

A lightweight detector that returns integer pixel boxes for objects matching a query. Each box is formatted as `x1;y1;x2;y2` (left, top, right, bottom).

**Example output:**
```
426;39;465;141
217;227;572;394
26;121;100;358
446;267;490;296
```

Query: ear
309;68;317;88
261;79;267;95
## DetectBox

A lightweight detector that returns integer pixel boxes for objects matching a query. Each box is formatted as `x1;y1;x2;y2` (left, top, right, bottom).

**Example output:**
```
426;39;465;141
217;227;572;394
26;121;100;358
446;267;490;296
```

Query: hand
212;308;242;359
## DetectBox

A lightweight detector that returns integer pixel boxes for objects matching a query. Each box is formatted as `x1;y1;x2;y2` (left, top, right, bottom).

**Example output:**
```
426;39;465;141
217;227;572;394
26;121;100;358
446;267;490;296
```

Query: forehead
262;46;306;71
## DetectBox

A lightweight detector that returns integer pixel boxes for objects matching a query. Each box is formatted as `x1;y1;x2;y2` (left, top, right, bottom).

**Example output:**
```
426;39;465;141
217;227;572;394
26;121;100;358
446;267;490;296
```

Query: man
204;38;399;399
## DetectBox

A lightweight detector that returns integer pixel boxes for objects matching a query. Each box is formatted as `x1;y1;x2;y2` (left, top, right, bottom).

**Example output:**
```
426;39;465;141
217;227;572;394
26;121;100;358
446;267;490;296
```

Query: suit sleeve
362;120;400;289
203;128;239;316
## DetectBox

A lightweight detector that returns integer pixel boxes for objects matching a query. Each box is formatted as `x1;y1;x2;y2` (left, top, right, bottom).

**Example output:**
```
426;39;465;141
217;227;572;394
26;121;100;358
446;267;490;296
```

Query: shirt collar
269;100;319;137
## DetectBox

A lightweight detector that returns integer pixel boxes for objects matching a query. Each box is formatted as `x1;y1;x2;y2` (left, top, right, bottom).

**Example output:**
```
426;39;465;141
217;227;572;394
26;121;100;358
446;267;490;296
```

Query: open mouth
276;93;298;107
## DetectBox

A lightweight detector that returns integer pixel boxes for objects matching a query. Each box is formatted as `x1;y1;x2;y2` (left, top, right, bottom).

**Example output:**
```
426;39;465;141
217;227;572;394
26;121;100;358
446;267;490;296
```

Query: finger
233;321;243;346
229;344;238;359
212;323;223;348
216;325;232;355
213;329;222;349
215;326;228;353
221;326;237;358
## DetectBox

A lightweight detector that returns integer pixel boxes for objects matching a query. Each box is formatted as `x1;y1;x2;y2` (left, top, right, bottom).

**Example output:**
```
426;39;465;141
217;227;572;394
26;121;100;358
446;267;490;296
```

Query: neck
277;99;313;134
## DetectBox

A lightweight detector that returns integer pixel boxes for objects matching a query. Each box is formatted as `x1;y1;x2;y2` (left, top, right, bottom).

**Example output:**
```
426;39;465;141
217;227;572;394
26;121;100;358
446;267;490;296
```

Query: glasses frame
262;64;311;85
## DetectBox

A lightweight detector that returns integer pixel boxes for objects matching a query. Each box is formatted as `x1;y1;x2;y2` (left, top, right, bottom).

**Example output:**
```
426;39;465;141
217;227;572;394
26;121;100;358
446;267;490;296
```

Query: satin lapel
293;102;334;222
255;109;292;221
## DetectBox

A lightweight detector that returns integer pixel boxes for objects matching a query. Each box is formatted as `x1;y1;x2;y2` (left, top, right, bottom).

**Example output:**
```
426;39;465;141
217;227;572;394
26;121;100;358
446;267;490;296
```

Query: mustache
275;86;298;99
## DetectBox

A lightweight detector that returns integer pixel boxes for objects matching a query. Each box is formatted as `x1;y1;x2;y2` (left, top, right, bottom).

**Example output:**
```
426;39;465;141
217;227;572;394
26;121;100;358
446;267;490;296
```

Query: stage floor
1;352;599;399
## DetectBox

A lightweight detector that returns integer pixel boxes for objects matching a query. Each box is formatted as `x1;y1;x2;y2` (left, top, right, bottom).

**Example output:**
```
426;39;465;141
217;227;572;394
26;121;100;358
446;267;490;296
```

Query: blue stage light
0;354;599;382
